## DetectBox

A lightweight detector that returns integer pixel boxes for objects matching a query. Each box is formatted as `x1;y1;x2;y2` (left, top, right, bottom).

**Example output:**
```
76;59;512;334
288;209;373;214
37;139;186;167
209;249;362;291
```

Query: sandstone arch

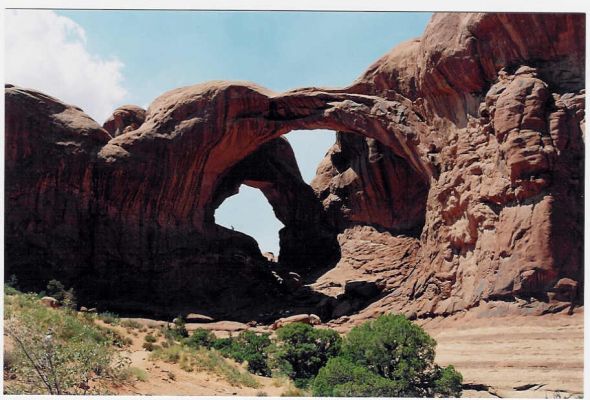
5;12;584;319
97;82;435;232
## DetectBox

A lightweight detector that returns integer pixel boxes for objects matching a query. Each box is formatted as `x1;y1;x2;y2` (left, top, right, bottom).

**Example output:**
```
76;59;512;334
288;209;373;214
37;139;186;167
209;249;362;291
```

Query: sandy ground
421;308;584;398
5;306;583;397
97;320;290;396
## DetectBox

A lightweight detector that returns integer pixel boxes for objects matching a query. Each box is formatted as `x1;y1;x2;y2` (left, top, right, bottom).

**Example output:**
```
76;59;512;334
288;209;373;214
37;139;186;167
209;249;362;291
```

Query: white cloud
5;10;127;124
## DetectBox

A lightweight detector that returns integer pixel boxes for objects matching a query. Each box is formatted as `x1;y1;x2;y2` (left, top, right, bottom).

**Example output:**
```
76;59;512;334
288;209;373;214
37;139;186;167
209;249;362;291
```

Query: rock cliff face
4;13;584;320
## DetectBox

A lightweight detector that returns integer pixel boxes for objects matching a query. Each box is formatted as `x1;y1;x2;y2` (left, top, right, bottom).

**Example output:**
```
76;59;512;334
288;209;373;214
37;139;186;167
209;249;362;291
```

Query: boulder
185;313;214;323
40;297;59;308
271;314;321;330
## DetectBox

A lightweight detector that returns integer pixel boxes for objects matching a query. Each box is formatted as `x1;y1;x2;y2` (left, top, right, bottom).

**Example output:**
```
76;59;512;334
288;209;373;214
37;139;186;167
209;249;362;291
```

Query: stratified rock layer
4;12;584;320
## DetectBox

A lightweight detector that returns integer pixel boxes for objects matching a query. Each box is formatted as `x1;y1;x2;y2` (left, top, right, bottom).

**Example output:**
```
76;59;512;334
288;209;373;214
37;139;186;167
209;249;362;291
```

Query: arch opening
215;184;284;259
282;129;337;184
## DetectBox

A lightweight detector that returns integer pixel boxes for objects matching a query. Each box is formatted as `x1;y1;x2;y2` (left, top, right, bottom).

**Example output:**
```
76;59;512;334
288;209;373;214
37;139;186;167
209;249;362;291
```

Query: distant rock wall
4;12;584;319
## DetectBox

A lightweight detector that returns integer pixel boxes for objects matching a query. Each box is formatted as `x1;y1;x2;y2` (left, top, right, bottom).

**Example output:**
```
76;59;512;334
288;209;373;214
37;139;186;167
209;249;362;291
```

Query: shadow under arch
208;136;341;273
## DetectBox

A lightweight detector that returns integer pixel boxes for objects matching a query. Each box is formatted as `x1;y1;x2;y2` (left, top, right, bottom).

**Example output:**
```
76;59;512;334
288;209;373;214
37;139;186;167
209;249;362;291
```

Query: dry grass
150;344;260;388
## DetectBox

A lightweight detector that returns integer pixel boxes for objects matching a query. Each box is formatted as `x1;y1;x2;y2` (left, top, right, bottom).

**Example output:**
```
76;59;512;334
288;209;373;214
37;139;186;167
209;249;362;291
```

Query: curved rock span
5;13;584;321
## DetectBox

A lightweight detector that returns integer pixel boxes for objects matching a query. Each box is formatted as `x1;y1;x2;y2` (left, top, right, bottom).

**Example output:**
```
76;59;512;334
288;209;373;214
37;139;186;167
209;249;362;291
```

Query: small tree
323;314;462;397
228;331;272;376
312;356;401;397
267;323;341;388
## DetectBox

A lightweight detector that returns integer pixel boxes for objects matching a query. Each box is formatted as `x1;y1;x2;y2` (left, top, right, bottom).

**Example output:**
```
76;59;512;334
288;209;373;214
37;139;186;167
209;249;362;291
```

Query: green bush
144;334;157;343
432;365;463;397
312;357;400;396
328;314;462;397
212;337;233;351
183;328;216;349
46;279;65;301
227;331;272;377
267;323;341;388
44;280;76;309
162;318;189;341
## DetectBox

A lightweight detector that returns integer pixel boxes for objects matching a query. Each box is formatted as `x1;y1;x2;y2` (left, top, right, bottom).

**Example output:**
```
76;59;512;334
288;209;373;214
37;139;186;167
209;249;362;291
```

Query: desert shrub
312;356;401;396
97;311;120;326
173;316;189;338
144;334;157;343
44;280;76;309
3;348;18;372
46;279;65;300
267;323;341;388
4;292;129;395
120;366;149;382
280;385;308;397
96;325;129;348
120;319;143;329
4;283;20;296
431;364;463;397
142;341;161;352
212;337;233;351
213;331;272;377
333;314;462;397
162;318;188;341
6;274;19;289
183;328;216;349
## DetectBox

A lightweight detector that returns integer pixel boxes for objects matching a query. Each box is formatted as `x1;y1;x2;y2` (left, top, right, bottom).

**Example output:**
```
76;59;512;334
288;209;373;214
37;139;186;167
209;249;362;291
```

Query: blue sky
7;10;432;254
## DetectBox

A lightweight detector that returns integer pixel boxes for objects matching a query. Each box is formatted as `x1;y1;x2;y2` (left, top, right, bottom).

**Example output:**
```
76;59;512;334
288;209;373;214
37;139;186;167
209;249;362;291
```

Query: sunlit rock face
4;12;584;319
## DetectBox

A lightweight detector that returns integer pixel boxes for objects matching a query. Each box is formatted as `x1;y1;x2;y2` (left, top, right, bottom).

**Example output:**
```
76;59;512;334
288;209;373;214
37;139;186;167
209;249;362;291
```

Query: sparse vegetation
120;319;143;329
4;291;130;395
97;311;120;326
280;385;309;397
120;366;149;382
4;284;461;396
150;344;260;388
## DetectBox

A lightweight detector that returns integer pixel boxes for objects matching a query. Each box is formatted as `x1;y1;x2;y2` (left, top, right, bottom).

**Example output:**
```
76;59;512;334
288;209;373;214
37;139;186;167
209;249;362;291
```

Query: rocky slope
4;13;584;321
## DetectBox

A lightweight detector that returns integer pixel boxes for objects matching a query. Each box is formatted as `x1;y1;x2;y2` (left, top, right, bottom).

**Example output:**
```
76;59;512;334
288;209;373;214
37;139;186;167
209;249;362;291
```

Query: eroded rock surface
4;12;584;320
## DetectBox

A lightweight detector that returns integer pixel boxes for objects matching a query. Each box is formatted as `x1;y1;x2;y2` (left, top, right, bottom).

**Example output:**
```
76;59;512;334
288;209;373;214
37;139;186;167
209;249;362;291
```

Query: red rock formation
317;12;584;317
4;13;584;320
102;105;146;137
